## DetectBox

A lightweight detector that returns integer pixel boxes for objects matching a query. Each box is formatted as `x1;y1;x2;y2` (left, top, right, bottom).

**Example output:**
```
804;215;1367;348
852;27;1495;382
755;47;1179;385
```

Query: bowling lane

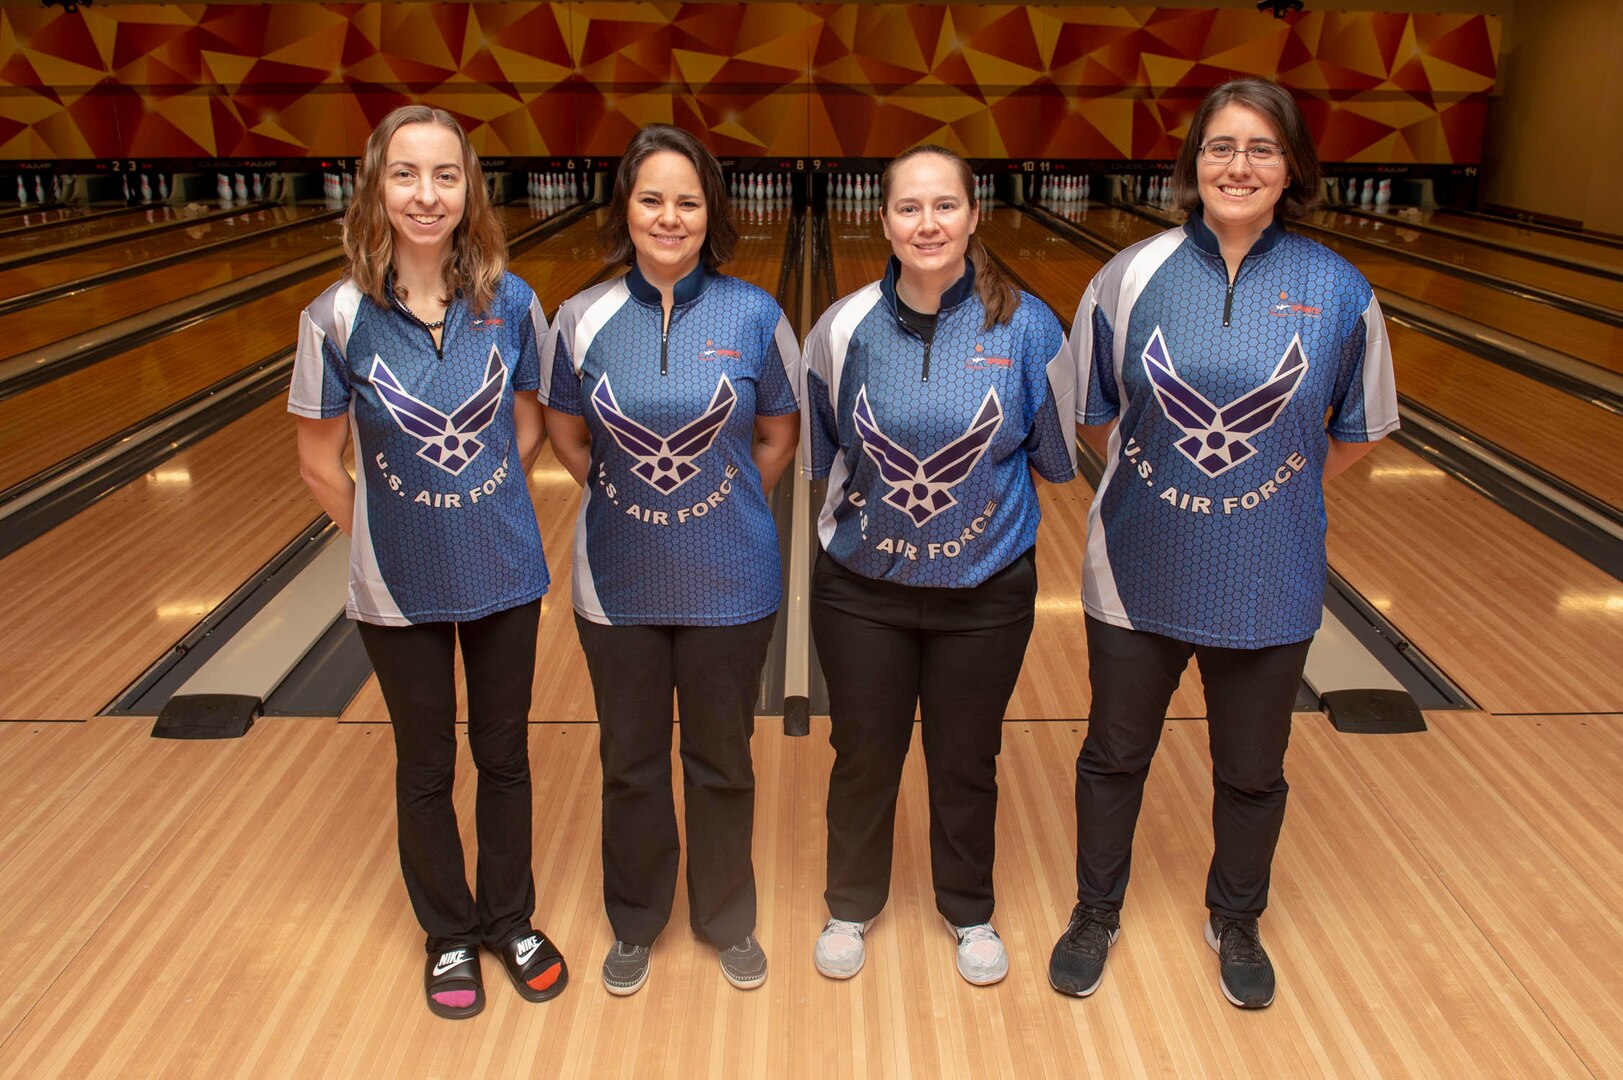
1301;209;1623;316
338;205;802;723
0;204;190;260
0;200;558;364
979;208;1623;715
0;205;334;303
1059;201;1623;382
0;203;587;493
0;204;118;237
0;208;613;721
1361;207;1623;275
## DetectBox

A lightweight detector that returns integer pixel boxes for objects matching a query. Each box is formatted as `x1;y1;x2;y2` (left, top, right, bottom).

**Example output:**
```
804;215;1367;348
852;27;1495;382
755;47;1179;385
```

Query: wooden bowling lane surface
0;204;181;255
0;203;115;238
0;217;345;360
0;204;331;301
0;210;609;723
1052;203;1623;376
2;711;1619;1077
339;210;799;725
977;209;1623;717
0;210;606;495
1374;207;1623;274
0;200;556;363
1305;209;1623;315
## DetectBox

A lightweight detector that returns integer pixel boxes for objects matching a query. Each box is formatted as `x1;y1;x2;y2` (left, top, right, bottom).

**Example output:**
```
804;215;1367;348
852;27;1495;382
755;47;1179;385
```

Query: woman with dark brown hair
541;124;800;996
802;144;1076;986
291;104;566;1019
1050;77;1398;1008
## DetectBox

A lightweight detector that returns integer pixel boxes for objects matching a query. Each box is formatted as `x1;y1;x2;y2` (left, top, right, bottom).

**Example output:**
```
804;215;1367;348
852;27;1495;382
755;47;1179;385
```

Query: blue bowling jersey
542;263;801;626
1070;210;1399;647
288;273;550;625
803;257;1077;588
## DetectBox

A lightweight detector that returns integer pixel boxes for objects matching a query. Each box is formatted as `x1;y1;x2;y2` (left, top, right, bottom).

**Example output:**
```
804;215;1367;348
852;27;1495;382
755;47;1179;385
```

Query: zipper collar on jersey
1182;205;1287;263
624;260;711;310
879;255;976;330
384;270;458;359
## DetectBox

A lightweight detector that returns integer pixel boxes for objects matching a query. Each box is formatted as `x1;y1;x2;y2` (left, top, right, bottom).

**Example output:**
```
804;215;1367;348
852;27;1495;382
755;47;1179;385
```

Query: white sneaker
814;917;874;979
947;920;1008;986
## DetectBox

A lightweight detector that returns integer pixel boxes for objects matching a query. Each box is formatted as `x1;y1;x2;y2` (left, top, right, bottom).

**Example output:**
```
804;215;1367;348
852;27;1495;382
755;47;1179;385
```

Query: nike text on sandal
496;928;568;1002
424;945;484;1020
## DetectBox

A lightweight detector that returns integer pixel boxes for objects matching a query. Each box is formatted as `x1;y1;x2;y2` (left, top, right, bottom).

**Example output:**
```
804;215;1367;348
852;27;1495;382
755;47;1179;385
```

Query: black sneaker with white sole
1048;903;1120;997
1205;914;1275;1008
718;934;767;990
602;940;651;996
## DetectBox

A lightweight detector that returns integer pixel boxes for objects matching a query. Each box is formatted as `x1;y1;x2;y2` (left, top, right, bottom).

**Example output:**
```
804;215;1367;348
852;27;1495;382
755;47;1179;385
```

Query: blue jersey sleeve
1326;291;1400;443
801;310;840;479
758;310;801;417
1016;299;1077;482
541;326;582;415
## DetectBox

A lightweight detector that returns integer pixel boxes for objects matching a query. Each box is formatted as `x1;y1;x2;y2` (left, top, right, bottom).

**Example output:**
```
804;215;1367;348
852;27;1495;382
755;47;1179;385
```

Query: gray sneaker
601;940;650;996
947;920;1008;986
814;917;874;979
719;934;767;990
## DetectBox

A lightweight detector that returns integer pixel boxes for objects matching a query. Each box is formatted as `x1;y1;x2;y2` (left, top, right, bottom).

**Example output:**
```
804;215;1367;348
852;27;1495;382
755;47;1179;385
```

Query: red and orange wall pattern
0;4;1501;163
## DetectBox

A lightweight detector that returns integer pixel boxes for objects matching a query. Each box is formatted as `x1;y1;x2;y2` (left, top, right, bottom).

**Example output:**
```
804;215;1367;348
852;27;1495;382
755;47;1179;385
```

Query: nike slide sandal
496;928;569;1002
425;945;485;1020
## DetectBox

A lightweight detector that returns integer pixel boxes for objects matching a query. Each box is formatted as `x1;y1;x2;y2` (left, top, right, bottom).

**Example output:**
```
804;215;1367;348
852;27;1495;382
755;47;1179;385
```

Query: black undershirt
895;297;938;344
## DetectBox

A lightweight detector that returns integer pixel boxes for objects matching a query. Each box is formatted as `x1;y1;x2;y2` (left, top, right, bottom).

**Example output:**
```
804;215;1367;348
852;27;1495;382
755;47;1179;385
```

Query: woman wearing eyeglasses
1048;78;1398;1009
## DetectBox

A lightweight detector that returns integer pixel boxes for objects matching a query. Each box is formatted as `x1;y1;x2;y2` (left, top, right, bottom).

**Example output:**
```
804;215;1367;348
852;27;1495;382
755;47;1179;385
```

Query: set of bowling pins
1038;174;1091;203
1343;177;1392;208
320;171;354;205
215;171;281;206
732;173;791;202
526;172;580;201
14;173;73;205
119;173;170;205
827;173;879;204
1134;174;1174;206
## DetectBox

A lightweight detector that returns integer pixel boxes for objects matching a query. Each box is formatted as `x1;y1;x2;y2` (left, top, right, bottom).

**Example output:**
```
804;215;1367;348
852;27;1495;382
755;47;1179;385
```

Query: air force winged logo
852;384;1002;527
1141;327;1307;478
370;347;507;475
591;373;737;494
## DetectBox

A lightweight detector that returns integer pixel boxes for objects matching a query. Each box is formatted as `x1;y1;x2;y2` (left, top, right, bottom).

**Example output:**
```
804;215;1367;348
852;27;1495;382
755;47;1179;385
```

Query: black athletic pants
811;549;1037;927
575;613;776;950
356;599;541;954
1073;614;1313;921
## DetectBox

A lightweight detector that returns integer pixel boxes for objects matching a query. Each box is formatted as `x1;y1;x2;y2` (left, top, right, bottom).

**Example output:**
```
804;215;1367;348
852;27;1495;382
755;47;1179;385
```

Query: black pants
811;549;1037;927
1073;614;1312;921
356;599;541;954
575;613;775;949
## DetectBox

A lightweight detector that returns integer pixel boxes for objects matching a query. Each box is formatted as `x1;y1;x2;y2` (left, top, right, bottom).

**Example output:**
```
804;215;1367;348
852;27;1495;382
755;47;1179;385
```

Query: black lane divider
1027;201;1623;589
107;519;337;715
1289;216;1623;330
1334;205;1623;283
799;207;839;720
1458;207;1623;251
0;207;346;319
148;202;605;719
758;211;806;727
0;351;292;560
0;198;283;272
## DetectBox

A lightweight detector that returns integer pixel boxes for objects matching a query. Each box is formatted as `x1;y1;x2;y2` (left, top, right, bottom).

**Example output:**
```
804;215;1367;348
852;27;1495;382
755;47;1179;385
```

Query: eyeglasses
1199;142;1284;167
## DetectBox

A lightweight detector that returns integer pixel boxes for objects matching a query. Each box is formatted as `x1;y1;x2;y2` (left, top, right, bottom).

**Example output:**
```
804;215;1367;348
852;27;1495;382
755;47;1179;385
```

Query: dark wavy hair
1171;78;1322;222
343;105;506;315
879;144;1019;329
599;124;736;270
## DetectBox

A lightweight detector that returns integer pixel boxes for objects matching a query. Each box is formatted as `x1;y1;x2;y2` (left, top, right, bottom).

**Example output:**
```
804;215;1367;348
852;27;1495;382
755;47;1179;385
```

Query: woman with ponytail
801;144;1077;985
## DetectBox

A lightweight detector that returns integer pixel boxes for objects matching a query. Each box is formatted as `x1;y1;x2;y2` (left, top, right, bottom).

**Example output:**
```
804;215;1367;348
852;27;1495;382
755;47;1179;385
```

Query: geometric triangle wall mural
0;4;1501;163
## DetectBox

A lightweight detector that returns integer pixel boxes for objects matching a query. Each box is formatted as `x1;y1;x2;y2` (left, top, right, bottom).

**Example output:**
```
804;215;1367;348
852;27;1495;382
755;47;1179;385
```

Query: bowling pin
15;176;26;206
1376;177;1391;207
136;173;150;203
159;174;169;201
1359;178;1374;206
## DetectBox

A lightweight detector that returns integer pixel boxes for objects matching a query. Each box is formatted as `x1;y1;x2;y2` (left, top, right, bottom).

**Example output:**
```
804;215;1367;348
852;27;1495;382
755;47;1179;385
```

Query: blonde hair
343;105;506;315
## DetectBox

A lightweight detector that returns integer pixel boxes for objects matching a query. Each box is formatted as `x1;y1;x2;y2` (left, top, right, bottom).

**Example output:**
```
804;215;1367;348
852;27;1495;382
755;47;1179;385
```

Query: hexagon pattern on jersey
1;4;1499;163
